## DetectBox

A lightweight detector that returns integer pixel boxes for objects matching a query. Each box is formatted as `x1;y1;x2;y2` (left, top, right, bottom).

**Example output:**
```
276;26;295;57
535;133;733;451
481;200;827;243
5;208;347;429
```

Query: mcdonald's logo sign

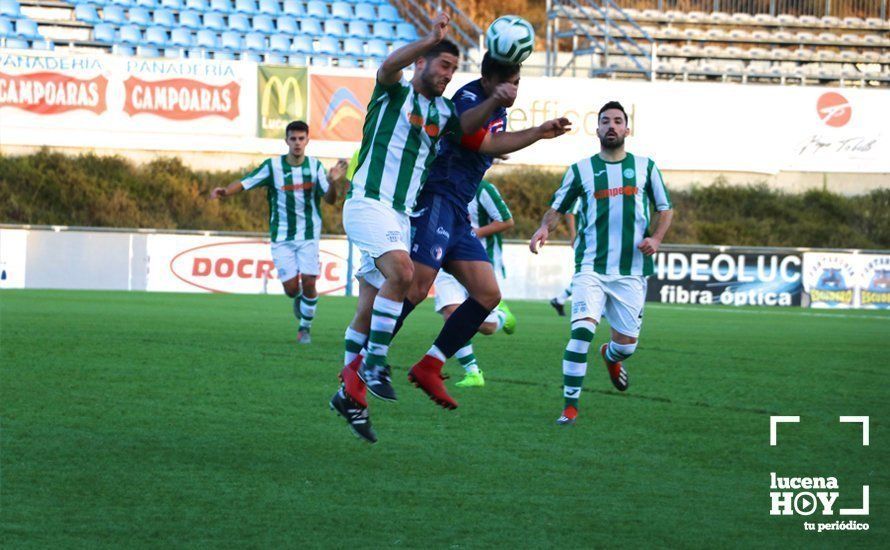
257;66;307;138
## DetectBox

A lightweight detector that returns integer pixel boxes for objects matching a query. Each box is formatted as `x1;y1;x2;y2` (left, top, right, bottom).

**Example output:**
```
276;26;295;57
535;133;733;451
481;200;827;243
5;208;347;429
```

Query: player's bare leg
296;274;318;344
601;328;634;392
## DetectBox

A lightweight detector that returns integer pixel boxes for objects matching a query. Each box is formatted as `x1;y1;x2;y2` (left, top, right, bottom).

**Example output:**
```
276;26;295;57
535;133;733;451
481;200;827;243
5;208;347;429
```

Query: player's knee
613;333;637;346
301;276;317;297
478;322;497;335
282;278;300;298
386;258;414;290
474;287;501;311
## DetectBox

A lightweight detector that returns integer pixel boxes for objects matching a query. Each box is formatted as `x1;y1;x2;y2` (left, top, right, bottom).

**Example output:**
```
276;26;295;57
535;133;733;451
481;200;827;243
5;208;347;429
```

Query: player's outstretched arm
638;209;673;256
377;12;450;86
324;159;349;205
479;117;571;156
474;218;514;239
210;181;244;199
529;208;562;254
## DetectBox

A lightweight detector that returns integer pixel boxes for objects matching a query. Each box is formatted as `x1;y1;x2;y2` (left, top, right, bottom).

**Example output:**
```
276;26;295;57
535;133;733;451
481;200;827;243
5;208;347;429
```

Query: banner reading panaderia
646;249;803;307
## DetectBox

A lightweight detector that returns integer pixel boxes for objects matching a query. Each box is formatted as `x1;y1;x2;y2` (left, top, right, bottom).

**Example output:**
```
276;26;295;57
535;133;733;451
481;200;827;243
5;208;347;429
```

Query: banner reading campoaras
256;65;308;139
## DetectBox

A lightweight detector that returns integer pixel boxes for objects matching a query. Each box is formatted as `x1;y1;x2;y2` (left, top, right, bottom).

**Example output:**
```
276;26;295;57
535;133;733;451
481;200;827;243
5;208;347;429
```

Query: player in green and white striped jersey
550;199;582;316
433;179;515;388
530;101;674;426
211;121;347;344
334;12;571;442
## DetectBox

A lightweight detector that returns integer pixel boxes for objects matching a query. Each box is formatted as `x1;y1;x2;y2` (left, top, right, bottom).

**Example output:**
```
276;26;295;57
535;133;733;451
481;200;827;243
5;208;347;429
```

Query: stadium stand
2;0;417;69
544;0;890;85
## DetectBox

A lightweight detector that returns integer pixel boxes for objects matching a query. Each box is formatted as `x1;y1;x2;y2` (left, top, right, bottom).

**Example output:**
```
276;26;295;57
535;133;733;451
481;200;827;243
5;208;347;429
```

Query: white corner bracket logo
769;416;870;533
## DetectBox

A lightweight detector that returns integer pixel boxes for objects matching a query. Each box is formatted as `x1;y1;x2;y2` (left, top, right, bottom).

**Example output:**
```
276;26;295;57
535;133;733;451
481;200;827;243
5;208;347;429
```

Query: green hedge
1;150;887;249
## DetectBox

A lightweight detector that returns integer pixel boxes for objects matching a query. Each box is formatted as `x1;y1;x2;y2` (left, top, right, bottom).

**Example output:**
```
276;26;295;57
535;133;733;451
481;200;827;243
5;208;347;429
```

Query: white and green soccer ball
484;15;535;65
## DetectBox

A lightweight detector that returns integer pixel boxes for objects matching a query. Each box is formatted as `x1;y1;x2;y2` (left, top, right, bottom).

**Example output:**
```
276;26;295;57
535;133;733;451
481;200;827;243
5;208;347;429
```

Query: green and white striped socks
298;295;318;330
366;296;402;368
455;343;479;374
562;320;596;408
344;326;367;367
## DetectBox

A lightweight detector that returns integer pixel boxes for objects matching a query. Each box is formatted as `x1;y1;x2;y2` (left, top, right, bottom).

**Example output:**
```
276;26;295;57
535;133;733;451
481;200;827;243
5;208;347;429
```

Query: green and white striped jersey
240;155;330;242
469;180;512;277
348;77;464;214
551;153;671;276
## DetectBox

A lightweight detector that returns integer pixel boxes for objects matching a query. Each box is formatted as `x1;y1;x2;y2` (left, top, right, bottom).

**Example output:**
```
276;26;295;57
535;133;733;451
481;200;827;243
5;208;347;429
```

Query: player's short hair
598;101;628;123
423;39;460;61
481;51;521;81
285;120;309;136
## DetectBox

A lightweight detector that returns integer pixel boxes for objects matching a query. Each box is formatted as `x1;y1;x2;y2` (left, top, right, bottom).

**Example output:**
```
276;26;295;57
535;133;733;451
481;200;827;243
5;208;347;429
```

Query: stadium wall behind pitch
1;49;889;187
2;226;887;310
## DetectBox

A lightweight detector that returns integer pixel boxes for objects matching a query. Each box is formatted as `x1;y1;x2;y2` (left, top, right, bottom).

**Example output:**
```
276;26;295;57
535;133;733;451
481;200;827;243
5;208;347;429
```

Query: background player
529;101;673;426
433;178;515;388
211;121;346;343
550;198;581;316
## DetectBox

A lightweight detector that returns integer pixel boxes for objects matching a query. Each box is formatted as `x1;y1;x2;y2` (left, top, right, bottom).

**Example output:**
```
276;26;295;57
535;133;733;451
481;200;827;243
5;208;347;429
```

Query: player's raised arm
479;117;572;156
377;12;450;86
323;159;349;205
458;82;517;135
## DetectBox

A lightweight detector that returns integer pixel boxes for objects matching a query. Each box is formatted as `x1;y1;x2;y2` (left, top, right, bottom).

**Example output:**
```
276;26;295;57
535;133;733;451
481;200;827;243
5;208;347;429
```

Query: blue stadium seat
160;0;182;9
240;51;262;62
244;31;265;51
364;56;382;70
137;45;161;57
129;7;153;26
288;53;308;66
113;0;136;6
353;3;375;21
0;17;12;36
170;27;193;46
390;39;409;50
371;22;391;39
345;21;368;38
378;5;399;22
299;18;321;36
234;0;257;14
365;38;386;57
179;10;202;29
15;19;40;39
153;8;176;27
4;37;29;48
323;20;346;38
93;23;116;43
291;34;312;52
210;0;232;13
276;16;297;34
265;52;287;64
281;0;303;16
310;55;330;67
252;14;275;33
258;0;279;15
315;35;337;54
203;12;227;31
330;2;352;20
268;33;290;52
229;13;251;32
343;37;363;57
164;47;184;58
220;30;242;50
74;4;101;24
80;0;108;7
214;50;234;60
31;39;54;50
185;0;208;10
0;0;21;18
136;0;158;9
113;44;135;56
338;57;359;68
396;23;417;40
102;5;128;25
119;25;142;44
195;28;220;49
144;26;169;47
306;1;326;18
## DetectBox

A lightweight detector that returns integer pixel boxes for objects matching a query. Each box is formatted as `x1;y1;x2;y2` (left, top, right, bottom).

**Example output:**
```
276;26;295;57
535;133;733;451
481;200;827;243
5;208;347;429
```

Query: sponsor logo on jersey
593;186;639;200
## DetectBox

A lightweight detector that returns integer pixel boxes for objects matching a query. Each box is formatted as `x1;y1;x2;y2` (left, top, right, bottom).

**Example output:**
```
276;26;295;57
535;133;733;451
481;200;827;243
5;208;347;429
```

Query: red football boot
601;343;629;392
339;355;368;407
407;355;458;410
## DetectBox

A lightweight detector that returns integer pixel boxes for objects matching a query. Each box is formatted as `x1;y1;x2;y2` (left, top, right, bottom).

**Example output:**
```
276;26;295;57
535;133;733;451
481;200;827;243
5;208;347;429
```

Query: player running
433;179;515;388
529;101;673;426
331;14;569;443
211;120;346;343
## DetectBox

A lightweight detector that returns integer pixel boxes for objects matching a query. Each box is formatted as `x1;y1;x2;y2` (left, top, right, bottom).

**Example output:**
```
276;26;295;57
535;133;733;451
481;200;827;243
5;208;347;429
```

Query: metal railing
388;0;485;69
597;0;888;19
547;0;656;77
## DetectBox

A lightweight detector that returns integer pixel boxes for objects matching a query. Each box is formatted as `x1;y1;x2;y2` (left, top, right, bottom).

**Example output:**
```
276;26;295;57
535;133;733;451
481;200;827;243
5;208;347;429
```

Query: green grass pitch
1;290;887;548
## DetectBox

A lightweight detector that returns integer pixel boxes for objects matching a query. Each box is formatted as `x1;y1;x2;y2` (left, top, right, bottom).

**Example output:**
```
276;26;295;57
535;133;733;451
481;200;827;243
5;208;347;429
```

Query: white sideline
646;304;890;321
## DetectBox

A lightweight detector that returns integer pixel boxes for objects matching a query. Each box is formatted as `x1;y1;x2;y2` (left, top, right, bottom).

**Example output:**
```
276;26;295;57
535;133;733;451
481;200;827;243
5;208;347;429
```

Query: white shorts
271;239;319;281
433;271;501;325
343;197;411;289
570;271;647;337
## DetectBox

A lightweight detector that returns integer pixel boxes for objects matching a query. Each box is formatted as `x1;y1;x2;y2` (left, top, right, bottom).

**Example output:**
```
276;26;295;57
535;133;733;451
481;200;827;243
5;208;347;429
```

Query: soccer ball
485;15;535;65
